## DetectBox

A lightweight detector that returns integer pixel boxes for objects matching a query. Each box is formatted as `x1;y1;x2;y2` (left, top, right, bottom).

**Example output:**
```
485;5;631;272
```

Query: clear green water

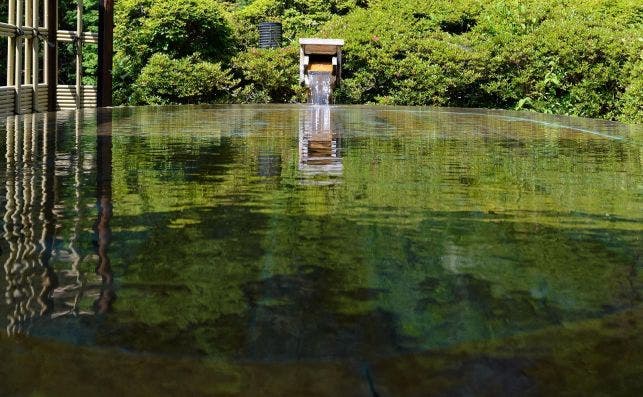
0;105;641;395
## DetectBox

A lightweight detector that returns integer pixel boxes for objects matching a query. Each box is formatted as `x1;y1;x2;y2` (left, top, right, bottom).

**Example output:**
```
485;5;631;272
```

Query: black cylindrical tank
258;22;282;49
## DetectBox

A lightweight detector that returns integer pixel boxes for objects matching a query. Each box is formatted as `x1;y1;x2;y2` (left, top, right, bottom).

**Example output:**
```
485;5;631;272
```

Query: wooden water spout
299;39;344;104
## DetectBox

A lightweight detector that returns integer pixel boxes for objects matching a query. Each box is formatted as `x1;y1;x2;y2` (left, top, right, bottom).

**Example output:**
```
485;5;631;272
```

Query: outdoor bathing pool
0;105;641;396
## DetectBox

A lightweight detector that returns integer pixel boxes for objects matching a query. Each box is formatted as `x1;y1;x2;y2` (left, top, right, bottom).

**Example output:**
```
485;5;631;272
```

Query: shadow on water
0;105;640;396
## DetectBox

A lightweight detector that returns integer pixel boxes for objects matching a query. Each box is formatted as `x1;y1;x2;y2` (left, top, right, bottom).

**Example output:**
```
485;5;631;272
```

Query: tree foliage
114;0;236;104
4;0;636;121
232;47;305;103
110;0;643;122
320;0;642;123
57;0;99;85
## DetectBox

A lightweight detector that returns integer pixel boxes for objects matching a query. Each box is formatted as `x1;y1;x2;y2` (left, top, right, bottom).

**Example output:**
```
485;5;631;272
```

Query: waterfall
308;72;332;105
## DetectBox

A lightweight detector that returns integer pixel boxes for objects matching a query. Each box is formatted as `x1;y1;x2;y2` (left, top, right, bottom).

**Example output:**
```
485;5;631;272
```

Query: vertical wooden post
75;0;82;108
7;0;16;87
15;0;24;114
47;0;57;111
44;0;49;84
25;0;32;86
32;0;39;111
97;0;113;107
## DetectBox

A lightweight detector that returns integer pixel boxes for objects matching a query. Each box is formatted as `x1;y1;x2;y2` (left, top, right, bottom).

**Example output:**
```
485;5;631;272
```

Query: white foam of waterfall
308;72;332;105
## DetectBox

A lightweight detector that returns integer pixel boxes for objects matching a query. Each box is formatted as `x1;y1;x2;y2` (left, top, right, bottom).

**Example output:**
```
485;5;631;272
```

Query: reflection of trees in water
2;110;113;335
0;106;635;357
92;106;638;358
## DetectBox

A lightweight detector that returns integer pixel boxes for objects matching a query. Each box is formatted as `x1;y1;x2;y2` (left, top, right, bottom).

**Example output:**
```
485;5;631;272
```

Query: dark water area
0;105;641;396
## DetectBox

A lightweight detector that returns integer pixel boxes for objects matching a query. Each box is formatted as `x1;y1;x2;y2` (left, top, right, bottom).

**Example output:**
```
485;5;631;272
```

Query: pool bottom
1;305;641;397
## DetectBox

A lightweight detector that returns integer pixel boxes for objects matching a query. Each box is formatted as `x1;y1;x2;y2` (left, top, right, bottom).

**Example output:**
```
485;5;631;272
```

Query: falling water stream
308;72;333;105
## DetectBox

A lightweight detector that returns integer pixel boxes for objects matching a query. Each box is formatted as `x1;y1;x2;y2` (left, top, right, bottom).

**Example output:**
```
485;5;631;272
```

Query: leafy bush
131;53;238;105
618;60;643;124
322;0;642;123
235;0;365;44
232;46;305;103
114;0;235;104
476;1;643;121
105;0;642;122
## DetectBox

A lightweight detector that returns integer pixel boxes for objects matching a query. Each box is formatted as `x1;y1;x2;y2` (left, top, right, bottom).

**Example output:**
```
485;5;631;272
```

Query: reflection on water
2;115;52;334
299;105;343;183
95;111;115;314
2;111;114;336
0;105;641;395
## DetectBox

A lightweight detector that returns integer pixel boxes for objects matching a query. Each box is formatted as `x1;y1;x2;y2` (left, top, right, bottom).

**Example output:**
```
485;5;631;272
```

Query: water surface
0;105;641;396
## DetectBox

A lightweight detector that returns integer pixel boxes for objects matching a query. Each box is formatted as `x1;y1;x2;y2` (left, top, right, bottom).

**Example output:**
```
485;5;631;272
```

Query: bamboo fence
1;0;98;117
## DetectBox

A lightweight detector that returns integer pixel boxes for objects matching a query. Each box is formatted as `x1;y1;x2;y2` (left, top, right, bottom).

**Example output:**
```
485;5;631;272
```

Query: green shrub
232;46;305;103
618;59;643;124
235;0;364;43
113;0;235;104
323;0;642;122
131;54;238;105
105;0;641;123
476;1;643;120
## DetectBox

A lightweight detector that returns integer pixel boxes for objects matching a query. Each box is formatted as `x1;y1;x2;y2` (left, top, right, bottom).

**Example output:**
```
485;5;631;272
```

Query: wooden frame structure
1;0;112;117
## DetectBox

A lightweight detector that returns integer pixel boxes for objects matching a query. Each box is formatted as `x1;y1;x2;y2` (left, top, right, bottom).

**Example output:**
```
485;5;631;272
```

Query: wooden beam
76;0;83;109
57;30;99;44
47;0;57;112
97;0;113;107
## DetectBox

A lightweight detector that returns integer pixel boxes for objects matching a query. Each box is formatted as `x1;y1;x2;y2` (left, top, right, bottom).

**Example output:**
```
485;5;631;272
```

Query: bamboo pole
7;0;16;86
4;0;105;113
44;0;49;84
76;0;83;109
25;0;32;86
32;0;39;111
15;0;24;114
